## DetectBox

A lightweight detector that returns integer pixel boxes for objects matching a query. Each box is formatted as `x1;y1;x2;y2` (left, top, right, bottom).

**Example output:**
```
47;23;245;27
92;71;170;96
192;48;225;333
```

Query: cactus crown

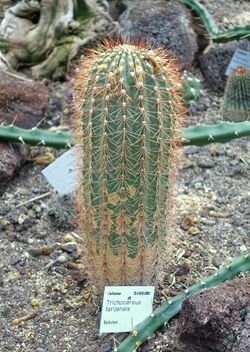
223;66;250;122
73;40;185;289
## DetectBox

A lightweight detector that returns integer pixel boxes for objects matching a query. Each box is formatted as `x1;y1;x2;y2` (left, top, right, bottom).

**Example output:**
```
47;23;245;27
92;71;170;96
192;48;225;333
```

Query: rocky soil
0;0;249;351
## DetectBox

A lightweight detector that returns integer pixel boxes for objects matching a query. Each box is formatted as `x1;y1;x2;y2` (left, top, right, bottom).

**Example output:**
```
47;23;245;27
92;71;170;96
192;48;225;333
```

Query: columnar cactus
223;66;250;122
73;40;185;289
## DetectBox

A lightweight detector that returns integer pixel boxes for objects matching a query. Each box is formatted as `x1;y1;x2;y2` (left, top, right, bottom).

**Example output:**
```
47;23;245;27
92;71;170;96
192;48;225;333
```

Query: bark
0;0;115;79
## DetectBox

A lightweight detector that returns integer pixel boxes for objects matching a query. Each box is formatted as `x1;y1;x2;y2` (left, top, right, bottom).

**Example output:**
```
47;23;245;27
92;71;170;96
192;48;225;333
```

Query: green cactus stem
117;254;250;352
0;125;72;149
222;66;250;122
0;122;250;149
212;25;250;43
73;41;185;289
181;0;250;42
182;121;250;146
180;0;219;36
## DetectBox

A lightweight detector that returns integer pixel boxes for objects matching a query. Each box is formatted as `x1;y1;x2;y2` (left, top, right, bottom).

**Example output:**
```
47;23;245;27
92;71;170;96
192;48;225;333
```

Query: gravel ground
0;91;249;352
0;1;250;352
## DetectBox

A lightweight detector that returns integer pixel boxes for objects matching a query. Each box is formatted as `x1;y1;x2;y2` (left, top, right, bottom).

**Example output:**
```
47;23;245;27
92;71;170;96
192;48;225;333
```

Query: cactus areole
73;40;185;289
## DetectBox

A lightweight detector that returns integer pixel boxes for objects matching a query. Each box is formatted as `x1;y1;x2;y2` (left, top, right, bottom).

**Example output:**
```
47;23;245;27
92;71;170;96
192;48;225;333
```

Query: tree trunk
0;0;115;79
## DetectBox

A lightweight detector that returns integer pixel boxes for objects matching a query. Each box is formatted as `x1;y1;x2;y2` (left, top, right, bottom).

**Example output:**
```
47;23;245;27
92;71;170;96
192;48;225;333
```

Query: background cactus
223;66;250;122
182;71;202;102
1;122;250;149
73;40;185;288
117;253;250;352
181;0;250;42
0;125;73;149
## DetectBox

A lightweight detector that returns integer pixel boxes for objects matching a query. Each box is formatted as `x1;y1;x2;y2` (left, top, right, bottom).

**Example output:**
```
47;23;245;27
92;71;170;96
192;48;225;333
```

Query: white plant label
99;286;155;333
42;148;78;194
226;48;250;76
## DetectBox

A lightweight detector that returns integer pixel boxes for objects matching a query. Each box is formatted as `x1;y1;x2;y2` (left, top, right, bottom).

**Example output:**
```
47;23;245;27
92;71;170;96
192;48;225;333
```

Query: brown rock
0;142;27;194
118;0;198;69
0;71;49;193
199;39;249;90
0;71;49;128
175;276;250;352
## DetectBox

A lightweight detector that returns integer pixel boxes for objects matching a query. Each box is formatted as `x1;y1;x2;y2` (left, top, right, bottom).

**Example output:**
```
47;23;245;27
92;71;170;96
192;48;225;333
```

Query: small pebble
61;242;77;253
197;159;215;168
212;257;222;268
175;264;190;276
64;233;74;242
188;226;200;235
30;299;41;308
28;246;53;257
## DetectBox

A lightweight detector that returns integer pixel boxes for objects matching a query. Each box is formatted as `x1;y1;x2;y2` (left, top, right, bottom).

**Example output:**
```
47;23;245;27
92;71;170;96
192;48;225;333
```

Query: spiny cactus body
73;40;185;288
223;66;250;122
117;254;250;352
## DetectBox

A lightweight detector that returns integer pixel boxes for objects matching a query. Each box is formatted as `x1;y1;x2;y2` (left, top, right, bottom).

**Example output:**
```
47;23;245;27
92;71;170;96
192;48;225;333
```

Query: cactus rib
0;122;250;149
117;254;250;352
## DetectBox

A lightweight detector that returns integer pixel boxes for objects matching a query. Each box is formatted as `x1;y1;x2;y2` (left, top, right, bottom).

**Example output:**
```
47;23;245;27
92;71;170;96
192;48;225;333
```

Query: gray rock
61;242;77;253
199;39;250;90
99;342;112;352
175;276;250;352
118;0;198;69
197;158;215;168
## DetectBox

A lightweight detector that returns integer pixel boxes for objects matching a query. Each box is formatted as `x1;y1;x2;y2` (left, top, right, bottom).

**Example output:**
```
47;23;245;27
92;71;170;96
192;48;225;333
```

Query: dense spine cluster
74;41;185;288
223;66;250;122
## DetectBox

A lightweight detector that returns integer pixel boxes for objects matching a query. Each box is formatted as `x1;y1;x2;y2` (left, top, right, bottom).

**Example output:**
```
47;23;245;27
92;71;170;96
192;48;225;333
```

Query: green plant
1;122;250;149
181;0;219;37
182;71;202;102
0;125;72;149
117;253;250;352
222;66;250;122
73;40;185;288
181;0;250;42
182;121;250;145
